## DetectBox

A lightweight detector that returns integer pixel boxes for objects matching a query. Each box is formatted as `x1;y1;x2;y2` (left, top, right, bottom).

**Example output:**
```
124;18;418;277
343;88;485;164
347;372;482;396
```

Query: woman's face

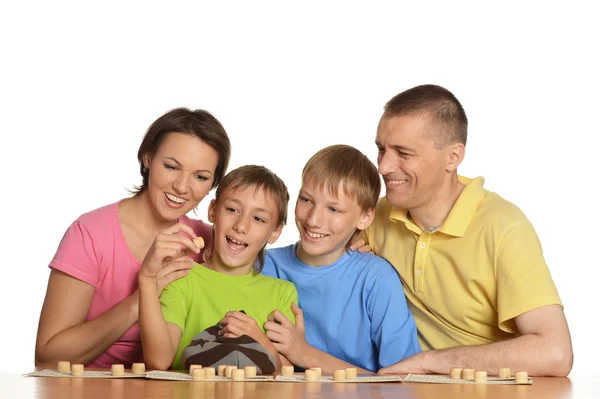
144;132;219;222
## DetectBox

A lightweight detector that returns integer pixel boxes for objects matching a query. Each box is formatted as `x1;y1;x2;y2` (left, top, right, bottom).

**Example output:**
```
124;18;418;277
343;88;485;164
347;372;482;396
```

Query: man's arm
379;304;573;377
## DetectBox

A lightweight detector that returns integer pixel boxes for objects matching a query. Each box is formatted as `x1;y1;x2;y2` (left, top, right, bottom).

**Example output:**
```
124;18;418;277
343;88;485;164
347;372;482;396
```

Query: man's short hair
384;84;468;149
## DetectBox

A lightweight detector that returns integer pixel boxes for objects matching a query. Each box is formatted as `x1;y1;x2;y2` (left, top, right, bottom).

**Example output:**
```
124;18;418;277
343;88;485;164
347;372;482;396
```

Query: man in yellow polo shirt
365;84;573;377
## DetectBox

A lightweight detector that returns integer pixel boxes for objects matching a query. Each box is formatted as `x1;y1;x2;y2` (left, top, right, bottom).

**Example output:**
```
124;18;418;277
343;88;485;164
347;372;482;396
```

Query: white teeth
387;179;407;185
166;193;186;204
306;229;327;238
227;236;247;246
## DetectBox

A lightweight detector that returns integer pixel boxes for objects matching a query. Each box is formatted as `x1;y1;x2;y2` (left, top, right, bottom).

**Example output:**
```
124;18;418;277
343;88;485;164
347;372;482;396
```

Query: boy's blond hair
302;145;381;244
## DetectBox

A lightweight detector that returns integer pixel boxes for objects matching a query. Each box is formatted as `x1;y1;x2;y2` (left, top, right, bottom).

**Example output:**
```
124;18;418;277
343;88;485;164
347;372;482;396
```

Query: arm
138;223;200;370
265;304;371;374
35;269;139;367
379;304;573;376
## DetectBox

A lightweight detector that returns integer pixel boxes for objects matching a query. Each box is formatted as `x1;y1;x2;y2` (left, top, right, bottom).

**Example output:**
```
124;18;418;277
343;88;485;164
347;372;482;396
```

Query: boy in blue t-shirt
262;145;420;373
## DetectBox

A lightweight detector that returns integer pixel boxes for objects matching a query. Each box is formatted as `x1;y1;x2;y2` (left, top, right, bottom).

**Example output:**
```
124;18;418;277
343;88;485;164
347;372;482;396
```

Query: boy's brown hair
301;145;381;245
214;165;289;272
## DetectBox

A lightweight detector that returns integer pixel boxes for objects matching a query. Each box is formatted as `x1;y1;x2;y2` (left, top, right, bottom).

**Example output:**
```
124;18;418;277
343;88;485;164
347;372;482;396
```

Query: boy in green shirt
138;165;297;373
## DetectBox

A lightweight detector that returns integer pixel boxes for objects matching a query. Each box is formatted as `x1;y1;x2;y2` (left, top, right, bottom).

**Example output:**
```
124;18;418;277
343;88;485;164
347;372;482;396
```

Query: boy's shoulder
255;272;296;290
347;251;401;281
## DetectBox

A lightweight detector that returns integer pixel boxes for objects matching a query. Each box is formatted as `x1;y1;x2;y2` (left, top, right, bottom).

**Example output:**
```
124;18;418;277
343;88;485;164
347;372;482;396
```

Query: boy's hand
264;303;311;366
348;237;373;254
138;223;201;294
218;311;263;342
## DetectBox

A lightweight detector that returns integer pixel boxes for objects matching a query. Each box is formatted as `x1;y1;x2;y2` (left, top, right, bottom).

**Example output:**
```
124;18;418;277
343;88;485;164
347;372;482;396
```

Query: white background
1;1;598;376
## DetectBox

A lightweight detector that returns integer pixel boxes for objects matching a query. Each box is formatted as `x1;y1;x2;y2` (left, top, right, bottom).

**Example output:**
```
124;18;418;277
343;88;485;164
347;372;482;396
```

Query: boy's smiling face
208;185;283;275
295;177;373;267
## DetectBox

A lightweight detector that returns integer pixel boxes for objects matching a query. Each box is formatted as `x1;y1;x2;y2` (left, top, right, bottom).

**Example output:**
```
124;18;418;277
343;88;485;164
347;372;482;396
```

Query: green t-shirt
160;264;298;370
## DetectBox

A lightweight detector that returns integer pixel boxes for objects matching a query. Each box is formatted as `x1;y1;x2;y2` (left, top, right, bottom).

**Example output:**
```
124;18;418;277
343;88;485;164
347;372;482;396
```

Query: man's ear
446;142;465;172
267;223;284;245
356;208;375;231
207;200;217;224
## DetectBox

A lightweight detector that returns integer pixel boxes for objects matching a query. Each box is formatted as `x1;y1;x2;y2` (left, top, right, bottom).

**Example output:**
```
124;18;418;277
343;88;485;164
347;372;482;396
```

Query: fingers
224;311;253;323
270;310;293;328
161;222;197;238
264;320;287;334
348;237;365;251
291;303;305;330
155;232;201;255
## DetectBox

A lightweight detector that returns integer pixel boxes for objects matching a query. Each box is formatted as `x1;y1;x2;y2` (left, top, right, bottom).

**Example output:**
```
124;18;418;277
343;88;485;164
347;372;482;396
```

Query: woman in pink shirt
35;108;231;368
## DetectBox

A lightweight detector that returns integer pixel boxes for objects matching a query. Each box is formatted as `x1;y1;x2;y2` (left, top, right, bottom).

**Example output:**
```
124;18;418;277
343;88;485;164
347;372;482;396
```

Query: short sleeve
496;218;562;333
160;278;189;332
366;262;421;368
49;221;101;287
279;282;298;325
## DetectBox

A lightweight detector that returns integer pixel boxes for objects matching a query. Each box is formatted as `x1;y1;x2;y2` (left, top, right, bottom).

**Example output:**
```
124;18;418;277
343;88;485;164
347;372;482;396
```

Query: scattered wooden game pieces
57;361;71;374
304;369;319;382
193;237;205;249
333;369;346;381
244;366;257;378
515;371;528;384
281;365;294;377
309;367;322;378
450;368;462;379
474;371;487;384
232;369;245;381
71;364;84;376
225;365;237;378
461;368;475;380
111;364;125;376
204;367;216;379
192;368;206;381
217;365;228;376
345;368;357;379
132;363;146;375
498;367;511;378
189;364;202;374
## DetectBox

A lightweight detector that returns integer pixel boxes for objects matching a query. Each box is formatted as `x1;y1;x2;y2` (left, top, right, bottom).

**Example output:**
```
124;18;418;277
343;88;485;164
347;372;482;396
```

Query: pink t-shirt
49;201;212;368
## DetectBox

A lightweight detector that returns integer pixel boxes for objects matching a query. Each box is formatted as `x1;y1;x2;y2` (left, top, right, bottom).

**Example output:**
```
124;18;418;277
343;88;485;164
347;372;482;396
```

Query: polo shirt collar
388;176;487;237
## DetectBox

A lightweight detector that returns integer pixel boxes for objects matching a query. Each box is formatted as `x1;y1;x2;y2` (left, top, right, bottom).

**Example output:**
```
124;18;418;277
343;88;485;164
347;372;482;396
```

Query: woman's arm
35;269;139;367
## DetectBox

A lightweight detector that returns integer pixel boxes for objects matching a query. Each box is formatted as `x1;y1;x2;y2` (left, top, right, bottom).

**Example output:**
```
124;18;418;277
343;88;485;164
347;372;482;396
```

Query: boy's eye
226;207;238;213
329;207;340;213
298;196;311;204
253;216;266;223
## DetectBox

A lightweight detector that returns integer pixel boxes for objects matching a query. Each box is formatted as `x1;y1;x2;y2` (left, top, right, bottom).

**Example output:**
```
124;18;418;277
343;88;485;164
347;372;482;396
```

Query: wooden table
1;372;596;398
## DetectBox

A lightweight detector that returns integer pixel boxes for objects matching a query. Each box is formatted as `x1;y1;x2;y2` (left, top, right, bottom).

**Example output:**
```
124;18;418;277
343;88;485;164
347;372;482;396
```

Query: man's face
375;114;450;211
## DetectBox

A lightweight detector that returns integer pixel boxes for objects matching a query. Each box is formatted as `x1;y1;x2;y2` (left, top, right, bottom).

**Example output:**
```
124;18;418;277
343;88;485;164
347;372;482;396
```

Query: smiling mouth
226;236;248;251
165;193;187;204
305;228;329;239
385;179;408;185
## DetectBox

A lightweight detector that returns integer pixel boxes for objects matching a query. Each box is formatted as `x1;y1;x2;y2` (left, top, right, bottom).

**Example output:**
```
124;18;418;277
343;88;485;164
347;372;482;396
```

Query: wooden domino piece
132;363;146;375
305;369;319;382
71;364;84;376
450;368;462;379
193;237;205;249
244;366;257;378
345;368;357;379
225;365;237;378
217;365;228;376
461;368;475;380
111;364;125;376
281;365;294;377
309;367;322;378
57;361;71;374
474;371;487;384
192;368;206;381
189;364;202;374
515;371;529;384
333;369;346;381
232;369;245;381
204;367;216;379
498;367;511;378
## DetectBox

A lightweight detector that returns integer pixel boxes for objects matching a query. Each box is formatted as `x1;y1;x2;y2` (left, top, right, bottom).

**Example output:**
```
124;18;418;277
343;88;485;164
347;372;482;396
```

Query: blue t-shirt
263;244;421;372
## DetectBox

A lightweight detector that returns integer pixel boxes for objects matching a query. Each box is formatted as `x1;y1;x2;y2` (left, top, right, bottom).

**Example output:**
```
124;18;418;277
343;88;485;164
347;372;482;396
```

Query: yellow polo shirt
365;176;562;351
